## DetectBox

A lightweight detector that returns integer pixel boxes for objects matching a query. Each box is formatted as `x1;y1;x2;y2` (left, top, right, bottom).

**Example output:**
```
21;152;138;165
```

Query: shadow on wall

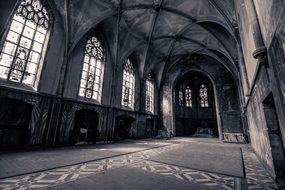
262;93;285;180
71;109;99;145
114;115;136;141
0;98;32;149
145;118;155;138
174;71;218;138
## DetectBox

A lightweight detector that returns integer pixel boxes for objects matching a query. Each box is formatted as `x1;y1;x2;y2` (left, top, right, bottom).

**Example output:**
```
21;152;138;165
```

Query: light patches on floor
242;147;279;190
131;160;235;190
0;141;282;190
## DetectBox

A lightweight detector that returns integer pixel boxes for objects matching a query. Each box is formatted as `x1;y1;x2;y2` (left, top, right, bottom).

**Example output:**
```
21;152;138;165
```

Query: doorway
114;115;136;140
145;118;155;138
263;93;285;179
0;98;32;149
72;109;99;144
174;72;218;137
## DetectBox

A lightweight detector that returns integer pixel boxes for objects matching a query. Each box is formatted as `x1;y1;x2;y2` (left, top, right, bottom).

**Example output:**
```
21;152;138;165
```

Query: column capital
252;46;267;59
253;46;269;67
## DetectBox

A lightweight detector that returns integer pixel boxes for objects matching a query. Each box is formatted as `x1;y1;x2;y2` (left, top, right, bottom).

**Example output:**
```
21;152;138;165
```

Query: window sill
77;96;102;106
121;105;134;111
145;111;154;115
0;79;37;93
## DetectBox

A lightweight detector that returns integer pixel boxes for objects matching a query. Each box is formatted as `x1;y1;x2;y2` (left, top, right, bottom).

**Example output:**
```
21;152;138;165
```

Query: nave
0;138;282;190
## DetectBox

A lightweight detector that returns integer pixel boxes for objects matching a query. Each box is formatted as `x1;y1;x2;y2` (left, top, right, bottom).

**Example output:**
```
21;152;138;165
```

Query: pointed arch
79;36;105;102
199;83;209;107
145;73;154;113
185;85;192;108
0;0;53;89
121;58;135;109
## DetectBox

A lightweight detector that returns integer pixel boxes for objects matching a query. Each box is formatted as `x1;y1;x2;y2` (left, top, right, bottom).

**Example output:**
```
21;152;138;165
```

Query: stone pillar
44;98;63;146
248;0;268;67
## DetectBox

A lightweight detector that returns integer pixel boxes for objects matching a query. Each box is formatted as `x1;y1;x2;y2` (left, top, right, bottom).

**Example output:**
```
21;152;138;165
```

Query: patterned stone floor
131;160;235;190
0;139;282;190
0;144;183;190
242;147;279;190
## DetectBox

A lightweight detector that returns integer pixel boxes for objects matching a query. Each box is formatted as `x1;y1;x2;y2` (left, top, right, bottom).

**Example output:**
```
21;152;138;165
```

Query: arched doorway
145;118;155;138
174;71;218;137
114;115;136;140
0;98;32;148
72;109;99;144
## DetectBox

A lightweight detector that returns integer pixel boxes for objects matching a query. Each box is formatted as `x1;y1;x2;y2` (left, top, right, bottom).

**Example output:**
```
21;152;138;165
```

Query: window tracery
178;87;183;106
79;36;105;102
185;86;192;108
146;73;154;113
200;84;209;107
121;59;135;109
0;0;51;88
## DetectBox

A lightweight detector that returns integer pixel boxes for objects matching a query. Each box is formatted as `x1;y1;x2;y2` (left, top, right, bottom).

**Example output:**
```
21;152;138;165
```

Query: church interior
0;0;285;189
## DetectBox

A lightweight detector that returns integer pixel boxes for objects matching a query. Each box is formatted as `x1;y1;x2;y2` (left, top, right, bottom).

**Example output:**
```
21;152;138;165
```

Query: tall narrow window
200;84;209;107
185;86;192;107
121;59;135;109
79;36;105;102
146;73;154;113
178;87;183;106
0;0;52;88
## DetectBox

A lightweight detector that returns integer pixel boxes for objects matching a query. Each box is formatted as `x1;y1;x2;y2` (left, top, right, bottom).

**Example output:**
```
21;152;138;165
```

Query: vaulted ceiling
52;0;240;86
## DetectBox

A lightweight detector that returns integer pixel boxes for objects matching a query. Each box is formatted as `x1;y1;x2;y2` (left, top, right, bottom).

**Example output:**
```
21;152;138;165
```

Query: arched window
146;73;154;113
178;87;183;106
121;59;135;109
200;84;209;107
185;86;192;107
0;0;52;88
79;36;105;102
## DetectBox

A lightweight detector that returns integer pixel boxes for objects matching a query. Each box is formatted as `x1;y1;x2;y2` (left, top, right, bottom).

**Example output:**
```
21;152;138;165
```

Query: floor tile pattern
130;160;235;190
0;141;282;190
242;147;279;190
0;144;183;190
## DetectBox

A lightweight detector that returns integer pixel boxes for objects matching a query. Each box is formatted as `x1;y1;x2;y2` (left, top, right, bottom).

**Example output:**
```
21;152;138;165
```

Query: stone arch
160;54;243;140
114;114;136;140
173;70;221;138
0;98;33;148
72;109;99;144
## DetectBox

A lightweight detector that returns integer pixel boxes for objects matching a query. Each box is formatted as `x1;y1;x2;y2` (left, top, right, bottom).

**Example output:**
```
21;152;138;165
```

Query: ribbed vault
52;0;240;87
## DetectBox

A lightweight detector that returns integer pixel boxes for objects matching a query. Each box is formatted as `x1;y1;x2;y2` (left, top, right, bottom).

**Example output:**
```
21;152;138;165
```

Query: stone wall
160;55;243;139
236;0;285;179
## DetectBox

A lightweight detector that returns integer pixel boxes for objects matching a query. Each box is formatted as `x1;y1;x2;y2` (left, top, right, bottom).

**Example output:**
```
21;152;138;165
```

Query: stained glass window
185;86;192;107
79;36;105;102
146;73;154;113
178;87;183;106
0;0;51;88
200;84;209;107
121;59;135;109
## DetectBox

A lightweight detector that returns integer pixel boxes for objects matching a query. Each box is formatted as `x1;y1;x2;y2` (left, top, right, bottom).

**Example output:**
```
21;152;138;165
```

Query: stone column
248;0;268;67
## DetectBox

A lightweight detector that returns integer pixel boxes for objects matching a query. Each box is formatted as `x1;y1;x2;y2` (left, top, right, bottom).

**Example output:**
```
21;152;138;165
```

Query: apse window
185;86;192;107
146;73;154;113
200;84;209;107
79;36;105;102
0;0;52;89
121;59;135;109
178;87;183;106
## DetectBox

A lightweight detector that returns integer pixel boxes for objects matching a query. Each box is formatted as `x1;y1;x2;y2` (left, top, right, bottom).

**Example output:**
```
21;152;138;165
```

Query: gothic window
79;36;105;102
146;73;154;113
200;84;209;107
0;0;52;88
178;87;183;106
185;86;192;107
121;59;135;109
